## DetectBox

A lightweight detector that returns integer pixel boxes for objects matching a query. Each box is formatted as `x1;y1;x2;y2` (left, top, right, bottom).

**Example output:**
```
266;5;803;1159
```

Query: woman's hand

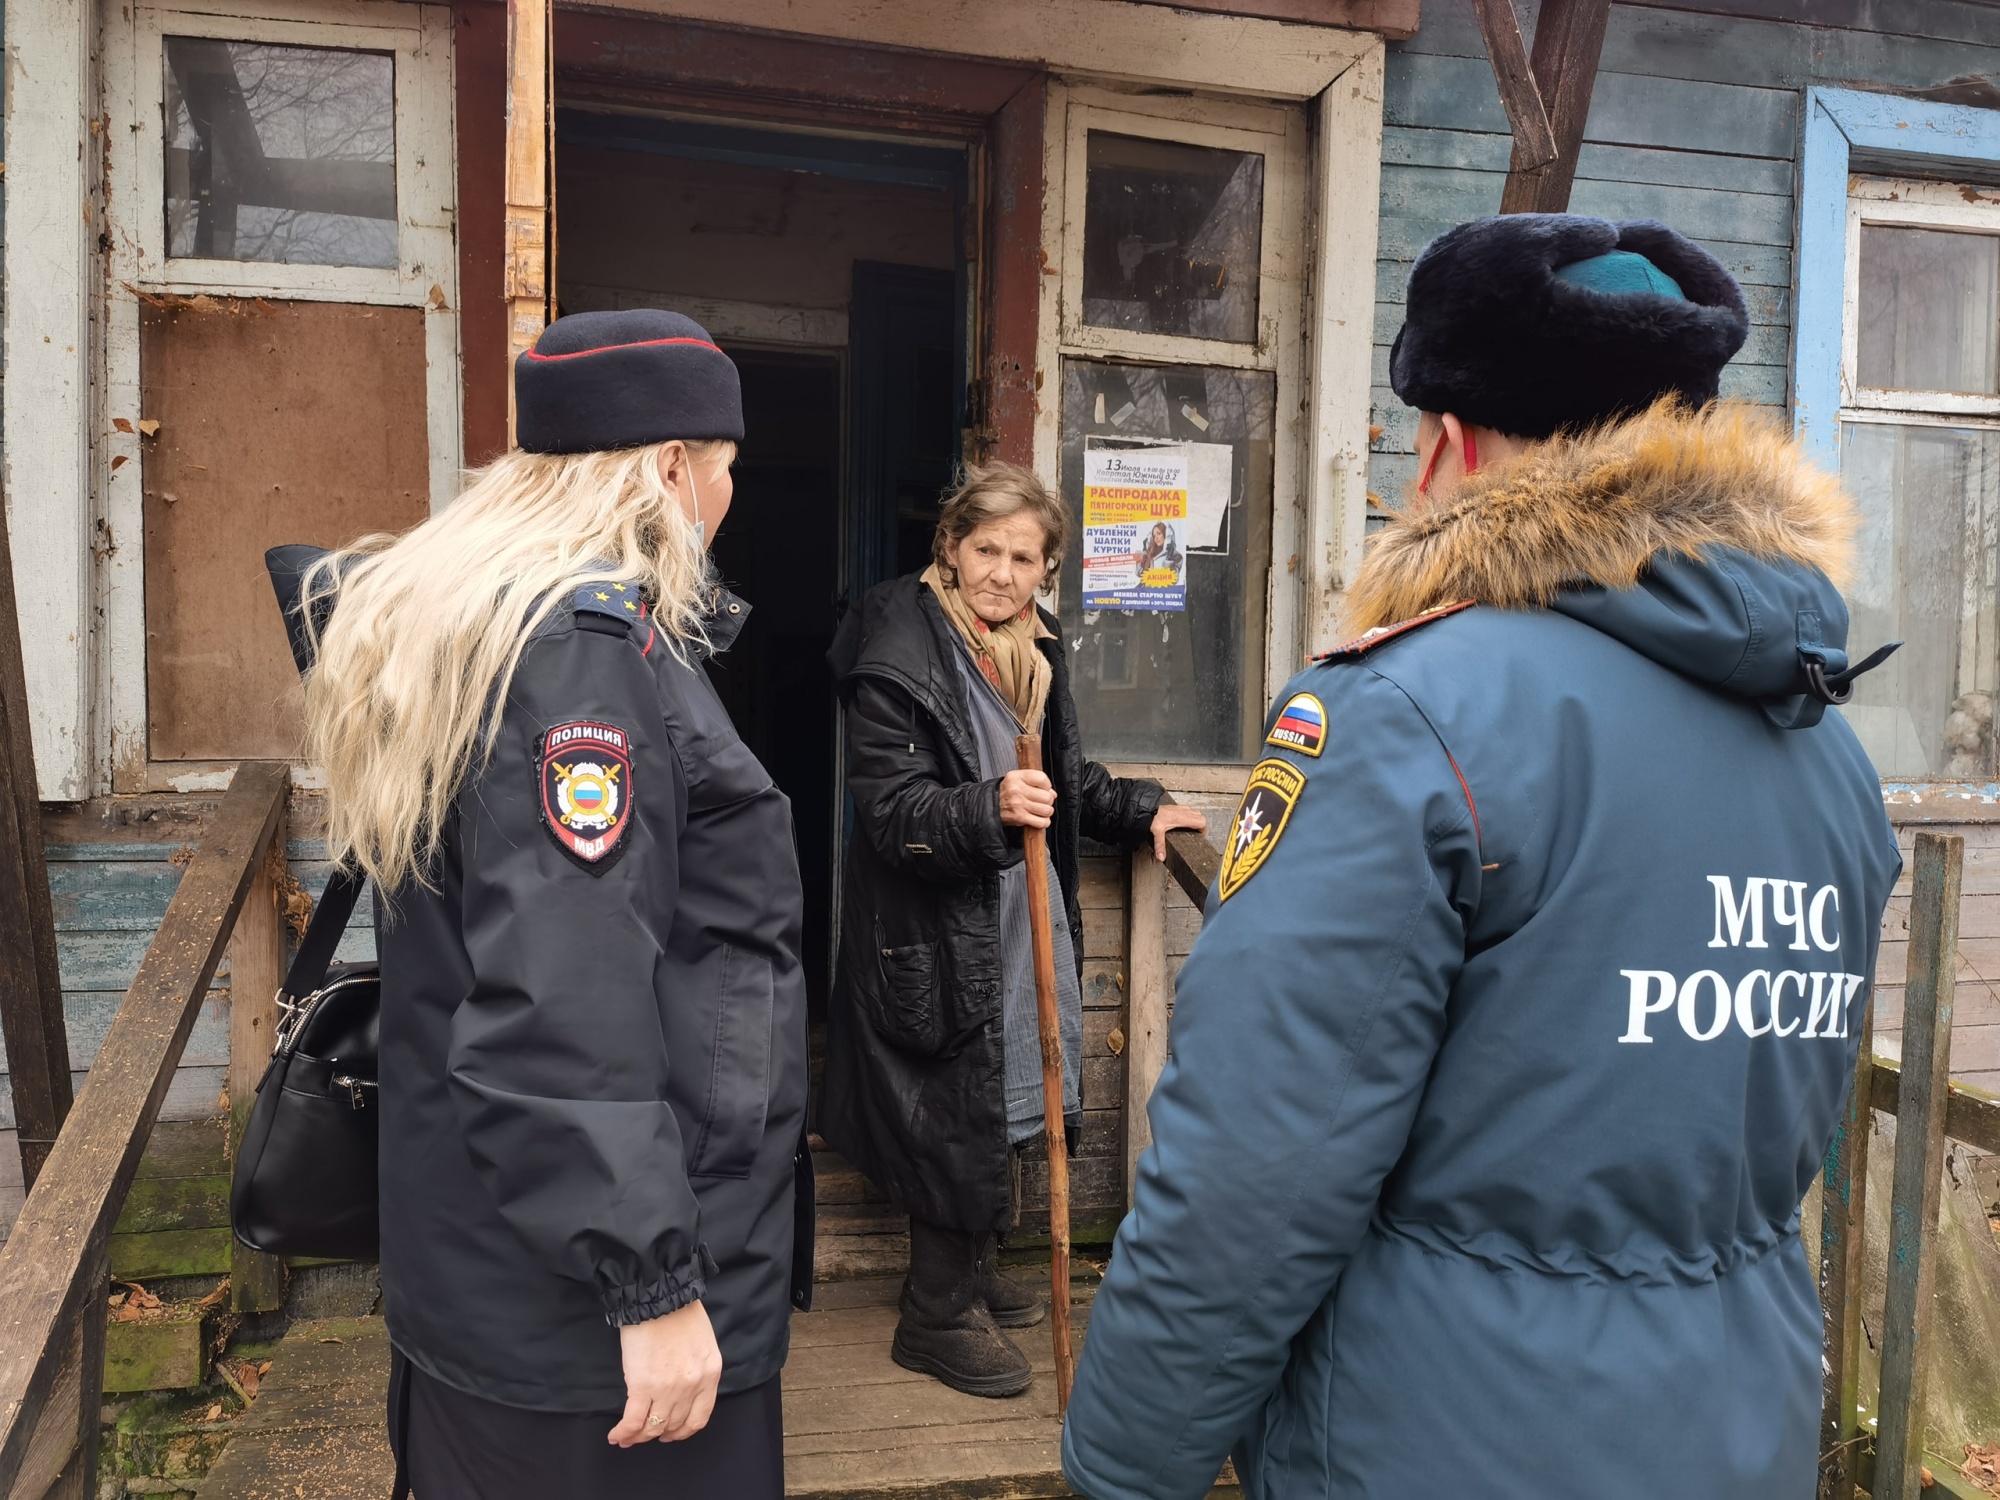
1149;804;1211;862
998;770;1058;830
607;1300;722;1447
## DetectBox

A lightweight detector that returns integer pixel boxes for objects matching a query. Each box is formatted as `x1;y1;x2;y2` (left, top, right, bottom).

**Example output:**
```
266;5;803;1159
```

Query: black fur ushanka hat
515;309;744;455
1389;215;1749;439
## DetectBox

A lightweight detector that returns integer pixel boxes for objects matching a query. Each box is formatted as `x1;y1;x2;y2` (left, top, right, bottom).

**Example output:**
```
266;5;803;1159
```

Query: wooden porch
188;1272;1244;1500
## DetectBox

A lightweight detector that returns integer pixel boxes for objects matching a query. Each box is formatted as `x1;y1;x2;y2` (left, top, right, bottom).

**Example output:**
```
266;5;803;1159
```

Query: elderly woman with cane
824;461;1207;1397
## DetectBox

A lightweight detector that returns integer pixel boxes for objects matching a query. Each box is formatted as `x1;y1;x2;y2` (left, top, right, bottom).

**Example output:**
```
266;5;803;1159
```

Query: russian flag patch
1266;692;1326;757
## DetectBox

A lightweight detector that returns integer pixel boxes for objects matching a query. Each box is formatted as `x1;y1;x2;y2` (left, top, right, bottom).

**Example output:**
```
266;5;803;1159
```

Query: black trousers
389;1349;784;1500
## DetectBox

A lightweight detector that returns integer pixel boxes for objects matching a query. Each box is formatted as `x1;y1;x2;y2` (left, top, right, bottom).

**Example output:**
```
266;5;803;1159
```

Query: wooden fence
0;763;288;1500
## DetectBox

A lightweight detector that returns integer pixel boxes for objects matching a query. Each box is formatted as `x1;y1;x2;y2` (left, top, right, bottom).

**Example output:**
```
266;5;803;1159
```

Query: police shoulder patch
1266;692;1327;757
1218;758;1305;902
538;720;633;870
1314;599;1476;663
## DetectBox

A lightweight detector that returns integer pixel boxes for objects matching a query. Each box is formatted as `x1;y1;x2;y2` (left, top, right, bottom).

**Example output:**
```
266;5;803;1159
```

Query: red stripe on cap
523;335;725;363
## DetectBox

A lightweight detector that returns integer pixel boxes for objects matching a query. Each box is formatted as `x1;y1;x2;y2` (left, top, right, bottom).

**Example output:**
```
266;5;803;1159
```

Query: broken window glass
1840;421;2000;778
1059;359;1274;762
1081;132;1263;344
1858;226;2000;395
164;37;396;269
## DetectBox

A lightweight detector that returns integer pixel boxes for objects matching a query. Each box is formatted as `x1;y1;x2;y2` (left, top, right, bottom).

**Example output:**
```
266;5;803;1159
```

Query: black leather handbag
229;866;381;1260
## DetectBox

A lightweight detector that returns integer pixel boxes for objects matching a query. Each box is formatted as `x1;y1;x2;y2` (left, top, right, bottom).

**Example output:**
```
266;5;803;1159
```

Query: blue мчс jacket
1061;403;1903;1500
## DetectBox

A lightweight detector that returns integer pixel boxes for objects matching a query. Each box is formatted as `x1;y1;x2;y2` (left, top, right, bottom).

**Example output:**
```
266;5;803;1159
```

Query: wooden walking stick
1015;732;1075;1413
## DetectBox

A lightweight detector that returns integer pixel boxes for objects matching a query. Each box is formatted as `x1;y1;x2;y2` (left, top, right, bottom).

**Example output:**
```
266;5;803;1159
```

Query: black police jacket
820;572;1161;1233
371;581;811;1412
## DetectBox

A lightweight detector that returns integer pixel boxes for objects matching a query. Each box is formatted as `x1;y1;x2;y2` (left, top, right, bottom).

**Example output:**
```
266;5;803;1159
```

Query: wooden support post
0;462;72;1194
503;0;555;440
1876;830;1962;1500
226;821;289;1315
1817;989;1874;1500
1126;847;1169;1210
1468;0;1556;170
1492;0;1611;215
1016;733;1075;1414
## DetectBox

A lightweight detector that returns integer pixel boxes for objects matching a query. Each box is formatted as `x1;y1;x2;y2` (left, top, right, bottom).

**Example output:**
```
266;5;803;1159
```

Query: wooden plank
1468;0;1556;169
109;1174;230;1236
229;823;288;1314
0;453;72;1193
140;299;432;761
107;1227;234;1282
0;763;286;1498
1868;1055;2000;1158
455;0;510;469
1163;821;1218;910
1127;849;1168;1210
504;0;554;439
1818;990;1872;1500
1875;831;1962;1500
101;1311;208;1395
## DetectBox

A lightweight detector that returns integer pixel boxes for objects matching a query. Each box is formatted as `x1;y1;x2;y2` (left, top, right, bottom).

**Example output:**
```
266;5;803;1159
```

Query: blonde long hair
303;439;732;891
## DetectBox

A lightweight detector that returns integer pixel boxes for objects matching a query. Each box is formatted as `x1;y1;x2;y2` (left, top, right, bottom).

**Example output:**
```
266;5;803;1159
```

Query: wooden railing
0;762;289;1500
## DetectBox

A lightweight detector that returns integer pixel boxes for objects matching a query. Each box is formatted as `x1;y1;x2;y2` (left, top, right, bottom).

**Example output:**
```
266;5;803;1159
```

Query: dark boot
893;1218;1034;1398
976;1234;1046;1329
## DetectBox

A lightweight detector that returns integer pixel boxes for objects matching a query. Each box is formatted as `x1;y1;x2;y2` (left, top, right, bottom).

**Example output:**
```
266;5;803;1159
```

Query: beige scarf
923;562;1055;732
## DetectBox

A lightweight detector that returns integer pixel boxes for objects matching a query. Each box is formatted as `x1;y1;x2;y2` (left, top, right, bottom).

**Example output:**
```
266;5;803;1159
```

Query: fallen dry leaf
257;1361;272;1375
317;1336;345;1345
235;1361;262;1399
194;1278;231;1312
110;455;128;470
118;1282;161;1311
112;417;133;433
1961;1443;2000;1495
204;1403;222;1422
427;283;448;310
136;419;161;437
1368;425;1384;443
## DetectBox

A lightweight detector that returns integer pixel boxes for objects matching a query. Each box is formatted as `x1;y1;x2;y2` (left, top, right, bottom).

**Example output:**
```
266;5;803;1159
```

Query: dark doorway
707;350;844;1020
847;262;962;602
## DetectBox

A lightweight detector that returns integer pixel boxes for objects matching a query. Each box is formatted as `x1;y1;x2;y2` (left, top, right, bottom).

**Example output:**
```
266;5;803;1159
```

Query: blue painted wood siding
0;843;376;1130
1369;0;2000;505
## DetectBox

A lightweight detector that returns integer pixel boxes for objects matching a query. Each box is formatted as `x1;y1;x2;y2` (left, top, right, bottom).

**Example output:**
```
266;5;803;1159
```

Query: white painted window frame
100;0;459;792
1841;178;2000;424
1036;69;1383;719
1055;98;1303;375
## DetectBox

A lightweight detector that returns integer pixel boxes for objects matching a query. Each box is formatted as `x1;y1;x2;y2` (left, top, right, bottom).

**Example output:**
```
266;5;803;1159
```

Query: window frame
99;0;459;792
1795;87;2000;794
1056;100;1301;372
1841;178;2000;422
1038;83;1315;744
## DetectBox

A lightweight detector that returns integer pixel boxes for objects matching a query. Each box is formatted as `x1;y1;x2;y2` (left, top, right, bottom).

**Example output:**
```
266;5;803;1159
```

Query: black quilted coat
822;573;1162;1233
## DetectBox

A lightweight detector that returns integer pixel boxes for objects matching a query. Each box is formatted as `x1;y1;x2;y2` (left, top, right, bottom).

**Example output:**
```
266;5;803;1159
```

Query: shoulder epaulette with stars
573;580;645;623
1313;599;1477;664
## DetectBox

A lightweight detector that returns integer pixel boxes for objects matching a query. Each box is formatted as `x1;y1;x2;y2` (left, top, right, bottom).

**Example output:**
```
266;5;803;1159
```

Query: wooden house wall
0;838;373;1250
1367;0;2000;501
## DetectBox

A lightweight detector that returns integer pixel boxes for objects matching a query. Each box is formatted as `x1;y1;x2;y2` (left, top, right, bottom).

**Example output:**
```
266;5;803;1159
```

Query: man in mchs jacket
1061;216;1902;1500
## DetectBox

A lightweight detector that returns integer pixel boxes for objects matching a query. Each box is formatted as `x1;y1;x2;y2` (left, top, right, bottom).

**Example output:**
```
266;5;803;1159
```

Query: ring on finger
646;1414;665;1428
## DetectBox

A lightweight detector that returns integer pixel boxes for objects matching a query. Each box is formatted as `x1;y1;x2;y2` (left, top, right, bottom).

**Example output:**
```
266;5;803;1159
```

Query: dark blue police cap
514;309;744;455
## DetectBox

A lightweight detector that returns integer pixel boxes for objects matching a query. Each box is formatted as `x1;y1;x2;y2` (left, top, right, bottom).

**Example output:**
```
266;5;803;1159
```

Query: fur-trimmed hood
1348;400;1866;717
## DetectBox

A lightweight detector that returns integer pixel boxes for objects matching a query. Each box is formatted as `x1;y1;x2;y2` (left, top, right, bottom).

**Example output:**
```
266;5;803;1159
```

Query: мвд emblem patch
538;720;632;870
1219;758;1304;902
1266;692;1326;757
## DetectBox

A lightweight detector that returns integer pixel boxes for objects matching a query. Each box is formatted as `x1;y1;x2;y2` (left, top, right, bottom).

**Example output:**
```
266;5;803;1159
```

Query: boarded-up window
141;297;429;761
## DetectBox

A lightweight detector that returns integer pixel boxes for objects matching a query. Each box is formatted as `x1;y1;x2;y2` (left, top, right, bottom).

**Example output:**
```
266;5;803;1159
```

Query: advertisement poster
1081;447;1189;612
